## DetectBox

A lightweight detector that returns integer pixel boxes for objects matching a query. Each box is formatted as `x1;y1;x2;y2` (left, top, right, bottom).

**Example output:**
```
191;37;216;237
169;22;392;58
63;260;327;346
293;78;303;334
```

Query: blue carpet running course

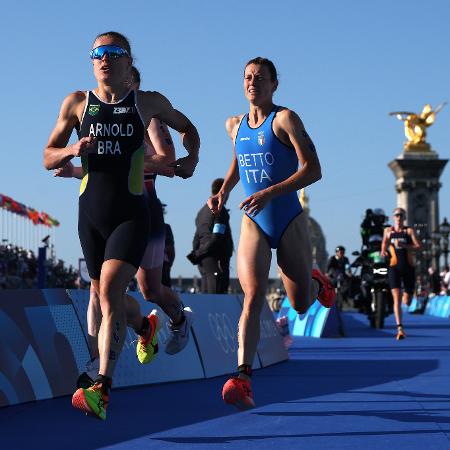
1;311;450;449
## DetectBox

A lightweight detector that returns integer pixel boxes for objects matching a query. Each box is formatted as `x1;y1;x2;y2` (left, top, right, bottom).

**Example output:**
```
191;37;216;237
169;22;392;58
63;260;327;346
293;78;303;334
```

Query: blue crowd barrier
424;295;450;318
179;293;260;378
405;296;426;314
0;289;89;407
0;289;287;408
277;297;343;338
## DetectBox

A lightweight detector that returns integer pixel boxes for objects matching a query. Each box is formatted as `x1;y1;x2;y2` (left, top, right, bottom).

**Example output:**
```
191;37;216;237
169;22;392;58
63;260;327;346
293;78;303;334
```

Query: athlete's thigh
140;234;165;270
402;267;415;295
277;213;312;293
78;209;106;280
136;265;163;298
237;215;272;296
105;219;149;271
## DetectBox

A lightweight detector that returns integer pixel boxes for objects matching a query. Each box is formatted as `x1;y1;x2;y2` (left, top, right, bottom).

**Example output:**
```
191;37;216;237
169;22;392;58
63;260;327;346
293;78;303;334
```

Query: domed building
300;190;328;272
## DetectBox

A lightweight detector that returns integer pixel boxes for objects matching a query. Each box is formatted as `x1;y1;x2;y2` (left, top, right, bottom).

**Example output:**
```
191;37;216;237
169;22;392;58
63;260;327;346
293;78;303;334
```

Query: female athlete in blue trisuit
209;57;335;410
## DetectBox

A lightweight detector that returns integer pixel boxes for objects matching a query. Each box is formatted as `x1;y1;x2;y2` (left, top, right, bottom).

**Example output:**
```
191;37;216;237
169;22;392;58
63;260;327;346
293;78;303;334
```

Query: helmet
335;245;345;252
372;208;386;225
372;208;385;216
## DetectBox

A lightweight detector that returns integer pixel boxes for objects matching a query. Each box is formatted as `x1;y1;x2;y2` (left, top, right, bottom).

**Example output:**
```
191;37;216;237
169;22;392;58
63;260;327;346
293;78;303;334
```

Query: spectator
428;267;441;296
326;245;352;304
442;265;450;295
187;178;234;293
0;243;77;289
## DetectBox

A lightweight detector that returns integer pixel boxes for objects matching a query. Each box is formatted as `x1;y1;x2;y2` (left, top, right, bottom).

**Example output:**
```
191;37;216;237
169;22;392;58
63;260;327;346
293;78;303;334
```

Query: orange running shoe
222;377;255;410
137;310;161;364
396;326;406;340
72;382;109;420
312;268;336;308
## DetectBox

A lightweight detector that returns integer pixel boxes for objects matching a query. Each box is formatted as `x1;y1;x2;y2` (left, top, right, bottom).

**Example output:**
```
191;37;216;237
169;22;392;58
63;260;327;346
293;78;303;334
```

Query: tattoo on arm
158;120;174;146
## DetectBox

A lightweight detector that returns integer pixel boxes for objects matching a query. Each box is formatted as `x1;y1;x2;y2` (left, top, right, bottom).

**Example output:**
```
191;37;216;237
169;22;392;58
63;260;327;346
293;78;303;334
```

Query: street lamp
431;229;441;271
440;217;450;268
414;223;431;288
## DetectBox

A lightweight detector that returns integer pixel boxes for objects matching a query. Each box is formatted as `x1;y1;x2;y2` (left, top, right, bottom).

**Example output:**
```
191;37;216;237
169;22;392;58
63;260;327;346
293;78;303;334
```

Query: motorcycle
351;238;392;328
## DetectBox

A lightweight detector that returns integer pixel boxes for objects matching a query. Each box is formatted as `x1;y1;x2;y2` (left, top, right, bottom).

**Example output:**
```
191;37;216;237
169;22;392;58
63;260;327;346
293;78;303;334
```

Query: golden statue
299;188;309;213
389;102;446;151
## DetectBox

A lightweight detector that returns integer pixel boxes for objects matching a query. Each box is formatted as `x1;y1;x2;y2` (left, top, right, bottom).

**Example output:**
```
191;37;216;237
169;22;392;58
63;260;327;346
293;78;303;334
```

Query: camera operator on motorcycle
352;208;392;328
381;207;421;340
361;208;387;246
327;246;352;309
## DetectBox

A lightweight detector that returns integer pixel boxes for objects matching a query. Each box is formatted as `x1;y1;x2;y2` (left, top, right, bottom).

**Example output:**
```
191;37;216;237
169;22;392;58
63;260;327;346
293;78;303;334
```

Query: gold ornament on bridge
389;103;446;152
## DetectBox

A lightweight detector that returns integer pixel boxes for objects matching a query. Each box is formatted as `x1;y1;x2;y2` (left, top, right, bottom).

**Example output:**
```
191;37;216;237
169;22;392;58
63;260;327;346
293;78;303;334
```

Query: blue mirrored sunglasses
90;45;129;60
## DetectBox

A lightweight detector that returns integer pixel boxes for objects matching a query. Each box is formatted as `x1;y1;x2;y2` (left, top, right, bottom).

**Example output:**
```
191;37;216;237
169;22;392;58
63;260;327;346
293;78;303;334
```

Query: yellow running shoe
396;326;406;340
137;310;161;364
72;382;109;420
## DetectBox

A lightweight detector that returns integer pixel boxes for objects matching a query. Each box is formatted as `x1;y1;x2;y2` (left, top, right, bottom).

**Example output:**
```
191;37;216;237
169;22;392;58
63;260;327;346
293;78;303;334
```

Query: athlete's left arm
270;109;322;195
408;228;422;250
145;119;176;177
140;91;200;179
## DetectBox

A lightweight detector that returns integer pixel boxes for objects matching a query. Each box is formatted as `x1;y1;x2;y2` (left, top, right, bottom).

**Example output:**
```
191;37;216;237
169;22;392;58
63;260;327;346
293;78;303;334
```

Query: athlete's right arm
208;116;241;215
43;92;96;170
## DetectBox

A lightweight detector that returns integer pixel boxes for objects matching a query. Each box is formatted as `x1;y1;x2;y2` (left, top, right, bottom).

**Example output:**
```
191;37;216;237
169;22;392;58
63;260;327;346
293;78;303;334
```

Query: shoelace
138;319;156;347
233;377;252;397
242;384;252;397
88;384;108;408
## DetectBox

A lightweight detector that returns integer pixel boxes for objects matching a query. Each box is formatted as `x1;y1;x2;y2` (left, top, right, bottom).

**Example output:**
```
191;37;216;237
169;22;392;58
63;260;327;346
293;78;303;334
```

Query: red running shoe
222;377;255;410
312;268;336;308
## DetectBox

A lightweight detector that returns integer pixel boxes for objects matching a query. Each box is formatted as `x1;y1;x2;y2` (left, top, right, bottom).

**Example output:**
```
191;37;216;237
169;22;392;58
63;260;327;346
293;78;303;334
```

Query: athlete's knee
242;293;265;316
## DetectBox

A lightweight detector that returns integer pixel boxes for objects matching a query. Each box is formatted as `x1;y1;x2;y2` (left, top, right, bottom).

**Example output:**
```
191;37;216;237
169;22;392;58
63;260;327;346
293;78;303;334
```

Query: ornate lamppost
414;223;430;291
431;230;442;272
439;217;450;268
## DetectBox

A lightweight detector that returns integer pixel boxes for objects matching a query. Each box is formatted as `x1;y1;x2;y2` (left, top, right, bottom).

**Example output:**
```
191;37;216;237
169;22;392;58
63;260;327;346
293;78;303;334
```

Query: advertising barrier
1;289;286;407
277;297;343;338
234;295;288;367
405;296;426;314
183;294;262;378
424;295;450;318
0;289;89;407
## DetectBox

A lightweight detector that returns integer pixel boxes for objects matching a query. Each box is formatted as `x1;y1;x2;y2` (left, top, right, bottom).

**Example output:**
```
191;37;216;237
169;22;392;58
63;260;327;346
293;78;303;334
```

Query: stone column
388;147;447;270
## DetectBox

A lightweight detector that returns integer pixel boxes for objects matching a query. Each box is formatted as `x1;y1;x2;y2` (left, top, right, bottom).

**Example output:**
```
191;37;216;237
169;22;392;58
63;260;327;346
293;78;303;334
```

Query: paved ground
2;311;450;449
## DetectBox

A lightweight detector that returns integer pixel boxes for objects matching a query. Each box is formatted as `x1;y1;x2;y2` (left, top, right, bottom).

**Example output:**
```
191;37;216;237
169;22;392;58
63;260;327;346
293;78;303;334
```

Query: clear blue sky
1;0;449;278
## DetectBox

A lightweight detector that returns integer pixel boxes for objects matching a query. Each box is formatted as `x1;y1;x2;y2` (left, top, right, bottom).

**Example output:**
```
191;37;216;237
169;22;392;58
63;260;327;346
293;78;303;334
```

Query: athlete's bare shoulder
58;90;86;124
136;90;173;125
225;114;245;141
274;106;303;128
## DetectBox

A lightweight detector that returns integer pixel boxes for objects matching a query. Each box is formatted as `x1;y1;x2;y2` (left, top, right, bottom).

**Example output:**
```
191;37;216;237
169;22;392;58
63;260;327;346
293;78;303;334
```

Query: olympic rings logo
208;312;236;354
260;318;279;339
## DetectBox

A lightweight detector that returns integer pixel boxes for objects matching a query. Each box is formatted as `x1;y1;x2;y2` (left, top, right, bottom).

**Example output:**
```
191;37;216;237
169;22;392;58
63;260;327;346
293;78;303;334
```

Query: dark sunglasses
394;213;404;217
90;45;129;60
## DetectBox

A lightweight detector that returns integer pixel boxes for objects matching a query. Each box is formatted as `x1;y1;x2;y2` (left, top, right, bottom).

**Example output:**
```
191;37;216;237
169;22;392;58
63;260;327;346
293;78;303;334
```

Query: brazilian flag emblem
88;104;100;116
